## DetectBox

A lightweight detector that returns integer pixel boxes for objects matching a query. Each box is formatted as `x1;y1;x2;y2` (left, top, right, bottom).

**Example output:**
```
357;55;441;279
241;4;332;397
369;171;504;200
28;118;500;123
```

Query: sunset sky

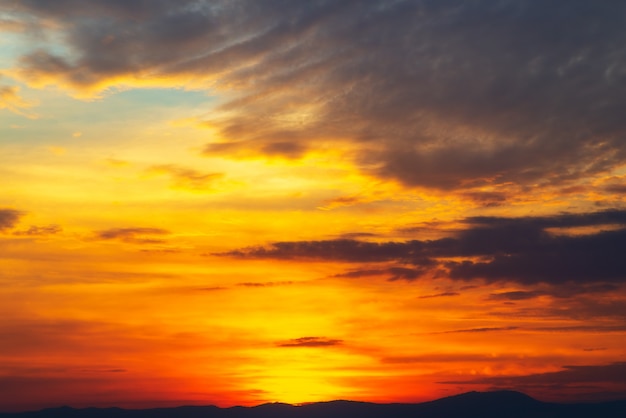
2;0;626;412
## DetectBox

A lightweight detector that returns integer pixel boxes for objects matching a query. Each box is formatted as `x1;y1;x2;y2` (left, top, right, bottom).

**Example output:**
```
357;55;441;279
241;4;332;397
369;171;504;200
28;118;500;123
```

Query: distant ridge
2;391;626;418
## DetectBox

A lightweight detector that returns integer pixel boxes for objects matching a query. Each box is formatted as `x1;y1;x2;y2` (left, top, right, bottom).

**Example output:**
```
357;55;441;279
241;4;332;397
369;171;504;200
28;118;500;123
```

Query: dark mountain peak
43;406;73;412
250;402;295;411
441;390;540;404
410;390;545;418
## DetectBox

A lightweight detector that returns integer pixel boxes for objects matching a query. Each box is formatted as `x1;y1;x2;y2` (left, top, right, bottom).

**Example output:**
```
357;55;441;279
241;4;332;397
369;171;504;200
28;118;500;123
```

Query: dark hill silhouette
2;391;626;418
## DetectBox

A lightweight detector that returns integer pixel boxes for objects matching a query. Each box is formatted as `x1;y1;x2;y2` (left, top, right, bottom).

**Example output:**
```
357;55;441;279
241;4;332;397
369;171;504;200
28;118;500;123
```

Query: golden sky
1;0;626;412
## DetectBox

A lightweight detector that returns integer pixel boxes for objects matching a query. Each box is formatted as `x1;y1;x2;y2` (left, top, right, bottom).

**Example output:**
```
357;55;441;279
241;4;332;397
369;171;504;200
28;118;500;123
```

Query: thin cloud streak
277;337;344;348
95;228;170;244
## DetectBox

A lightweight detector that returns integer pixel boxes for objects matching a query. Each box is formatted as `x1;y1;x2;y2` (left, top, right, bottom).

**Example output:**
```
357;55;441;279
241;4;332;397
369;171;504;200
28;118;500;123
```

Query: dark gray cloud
277;336;343;348
13;224;62;236
0;209;23;231
223;239;434;263
3;0;180;19
445;227;626;284
544;297;626;321
489;284;620;301
441;362;626;387
95;227;170;244
5;1;626;191
221;209;626;286
463;209;626;231
489;291;546;301
460;191;509;207
606;184;626;194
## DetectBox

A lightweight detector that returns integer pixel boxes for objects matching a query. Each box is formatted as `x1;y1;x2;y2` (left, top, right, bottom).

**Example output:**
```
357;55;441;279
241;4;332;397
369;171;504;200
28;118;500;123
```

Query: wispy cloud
5;1;626;191
277;337;343;348
418;292;460;299
147;164;223;191
95;227;170;244
434;326;520;335
221;209;626;286
0;84;37;118
237;281;293;288
13;224;62;236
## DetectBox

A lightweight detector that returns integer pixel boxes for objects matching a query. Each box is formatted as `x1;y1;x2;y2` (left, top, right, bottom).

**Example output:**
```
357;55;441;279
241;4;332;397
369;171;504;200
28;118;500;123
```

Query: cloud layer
442;362;626;401
4;0;626;190
222;209;626;285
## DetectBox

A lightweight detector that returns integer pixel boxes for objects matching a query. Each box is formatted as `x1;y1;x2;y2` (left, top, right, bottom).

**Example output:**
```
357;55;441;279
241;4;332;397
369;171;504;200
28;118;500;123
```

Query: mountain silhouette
2;391;626;418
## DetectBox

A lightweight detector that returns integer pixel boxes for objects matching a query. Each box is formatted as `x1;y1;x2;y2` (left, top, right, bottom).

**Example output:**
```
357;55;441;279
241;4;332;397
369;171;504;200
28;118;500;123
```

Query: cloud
489;291;546;301
334;266;436;282
0;209;23;231
0;84;37;118
221;239;436;263
221;209;626;286
532;325;626;333
277;336;343;348
544;297;626;321
318;196;366;210
0;18;27;32
147;164;223;190
489;284;619;301
442;362;626;387
438;362;626;402
444;227;626;284
95;227;170;244
337;232;379;240
13;224;62;236
140;248;182;255
460;191;509;207
5;1;626;190
381;353;523;364
606;184;626;194
418;292;460;299
196;286;227;292
79;368;127;374
462;209;626;230
237;281;293;288
435;326;519;335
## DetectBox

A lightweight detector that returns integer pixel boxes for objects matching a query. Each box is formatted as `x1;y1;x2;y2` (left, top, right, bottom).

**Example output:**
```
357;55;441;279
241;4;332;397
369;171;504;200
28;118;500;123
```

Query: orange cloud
0;84;37;118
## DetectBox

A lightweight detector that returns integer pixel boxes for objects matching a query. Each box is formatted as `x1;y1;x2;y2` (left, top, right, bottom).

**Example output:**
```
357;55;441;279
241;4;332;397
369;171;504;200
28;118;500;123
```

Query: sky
1;0;626;412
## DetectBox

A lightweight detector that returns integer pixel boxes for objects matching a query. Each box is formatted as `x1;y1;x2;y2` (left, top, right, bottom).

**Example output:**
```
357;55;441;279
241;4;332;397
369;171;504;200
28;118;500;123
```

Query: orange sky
1;0;626;412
